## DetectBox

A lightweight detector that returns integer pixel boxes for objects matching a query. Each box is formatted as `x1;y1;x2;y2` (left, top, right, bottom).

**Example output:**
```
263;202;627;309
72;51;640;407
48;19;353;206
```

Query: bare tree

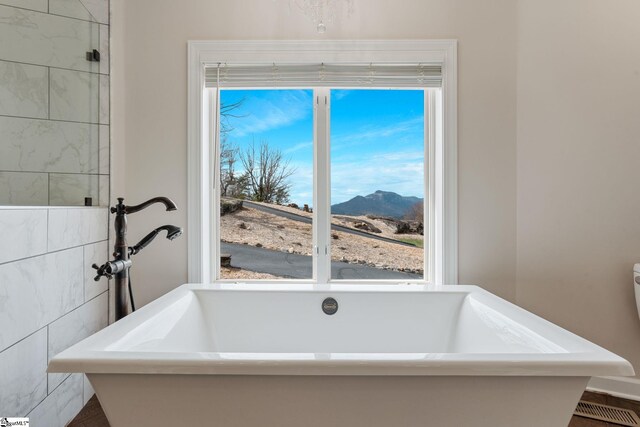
240;140;296;204
219;99;245;135
404;201;424;221
220;136;240;197
219;99;246;196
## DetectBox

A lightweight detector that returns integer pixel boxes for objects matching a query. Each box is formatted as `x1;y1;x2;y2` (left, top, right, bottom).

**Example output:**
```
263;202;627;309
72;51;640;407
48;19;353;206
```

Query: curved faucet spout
124;197;178;214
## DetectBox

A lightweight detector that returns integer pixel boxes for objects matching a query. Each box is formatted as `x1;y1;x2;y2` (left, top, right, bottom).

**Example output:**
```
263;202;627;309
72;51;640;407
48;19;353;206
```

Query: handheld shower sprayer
130;225;183;255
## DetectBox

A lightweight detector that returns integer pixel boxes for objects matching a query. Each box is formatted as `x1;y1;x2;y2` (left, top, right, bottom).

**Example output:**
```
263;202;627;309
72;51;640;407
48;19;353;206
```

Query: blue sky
220;89;424;207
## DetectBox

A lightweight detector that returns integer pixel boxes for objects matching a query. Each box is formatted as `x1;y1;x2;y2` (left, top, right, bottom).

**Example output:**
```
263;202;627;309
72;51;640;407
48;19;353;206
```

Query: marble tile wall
84;240;109;300
0;209;47;263
0;116;100;170
0;5;99;73
49;173;100;206
0;207;110;424
0;60;48;118
50;68;100;123
0;246;85;351
48;207;108;251
0;172;49;206
27;373;84;426
0;0;110;207
0;1;110;424
0;328;48;416
49;0;109;24
48;292;108;392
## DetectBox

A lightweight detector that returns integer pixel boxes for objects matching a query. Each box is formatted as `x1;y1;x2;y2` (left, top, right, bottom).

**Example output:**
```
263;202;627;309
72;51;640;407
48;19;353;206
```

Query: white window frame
187;40;458;285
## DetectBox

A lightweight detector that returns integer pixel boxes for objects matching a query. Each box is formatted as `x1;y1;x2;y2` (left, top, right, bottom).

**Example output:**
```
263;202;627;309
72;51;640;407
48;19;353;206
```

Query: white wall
516;0;640;378
111;0;519;306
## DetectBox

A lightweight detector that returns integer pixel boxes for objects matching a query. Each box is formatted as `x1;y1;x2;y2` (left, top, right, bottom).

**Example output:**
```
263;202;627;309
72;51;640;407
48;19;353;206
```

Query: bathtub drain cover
574;400;640;426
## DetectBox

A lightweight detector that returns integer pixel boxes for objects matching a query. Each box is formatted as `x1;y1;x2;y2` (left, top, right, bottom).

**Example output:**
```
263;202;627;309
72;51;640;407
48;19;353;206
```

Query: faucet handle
92;263;113;281
110;197;126;214
92;260;131;281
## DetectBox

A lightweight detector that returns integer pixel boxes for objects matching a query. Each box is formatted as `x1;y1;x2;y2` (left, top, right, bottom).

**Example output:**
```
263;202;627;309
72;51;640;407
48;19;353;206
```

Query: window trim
187;40;458;285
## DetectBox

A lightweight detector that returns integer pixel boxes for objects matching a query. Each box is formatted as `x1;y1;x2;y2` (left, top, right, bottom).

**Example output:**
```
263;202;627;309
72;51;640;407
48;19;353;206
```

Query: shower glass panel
0;3;108;206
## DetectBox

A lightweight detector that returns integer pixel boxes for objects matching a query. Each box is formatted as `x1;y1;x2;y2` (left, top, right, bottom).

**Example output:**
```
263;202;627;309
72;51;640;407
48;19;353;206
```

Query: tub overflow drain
322;297;338;315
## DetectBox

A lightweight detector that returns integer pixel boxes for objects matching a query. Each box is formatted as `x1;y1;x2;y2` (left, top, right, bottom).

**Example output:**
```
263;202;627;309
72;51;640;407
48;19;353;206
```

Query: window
188;41;458;285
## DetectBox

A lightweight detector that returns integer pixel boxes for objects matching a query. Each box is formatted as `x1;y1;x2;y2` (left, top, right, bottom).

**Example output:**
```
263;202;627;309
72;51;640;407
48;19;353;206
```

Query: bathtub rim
48;283;635;377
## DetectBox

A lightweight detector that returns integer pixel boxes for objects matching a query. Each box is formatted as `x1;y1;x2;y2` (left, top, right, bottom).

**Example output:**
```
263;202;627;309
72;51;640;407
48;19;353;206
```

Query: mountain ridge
331;190;422;219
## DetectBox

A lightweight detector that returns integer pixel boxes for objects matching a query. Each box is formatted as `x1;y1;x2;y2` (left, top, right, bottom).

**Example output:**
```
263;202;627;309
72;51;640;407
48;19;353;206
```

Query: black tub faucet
93;197;182;321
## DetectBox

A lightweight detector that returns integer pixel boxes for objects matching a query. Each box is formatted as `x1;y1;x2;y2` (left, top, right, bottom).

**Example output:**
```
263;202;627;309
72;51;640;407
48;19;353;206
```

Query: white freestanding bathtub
49;283;634;427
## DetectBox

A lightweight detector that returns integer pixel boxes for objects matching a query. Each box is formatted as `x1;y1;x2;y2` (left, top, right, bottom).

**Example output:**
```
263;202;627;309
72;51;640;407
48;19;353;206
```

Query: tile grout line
0;58;110;78
0;2;107;25
46;324;49;396
47;290;110;339
48;11;101;25
83;243;86;303
24;384;47;417
47;66;50;120
46;207;50;252
0;171;109;177
0;326;46;362
0;112;106;126
27;371;78;417
52;291;109;336
47;64;51;209
77;0;99;23
0;237;109;267
0;289;110;356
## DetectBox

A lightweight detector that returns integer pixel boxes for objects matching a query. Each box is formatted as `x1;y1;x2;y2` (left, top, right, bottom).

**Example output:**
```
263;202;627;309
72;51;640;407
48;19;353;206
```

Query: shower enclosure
0;2;110;206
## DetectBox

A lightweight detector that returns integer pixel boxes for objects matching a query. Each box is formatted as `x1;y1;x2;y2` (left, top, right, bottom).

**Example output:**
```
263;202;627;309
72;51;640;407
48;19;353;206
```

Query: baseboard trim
588;376;640;402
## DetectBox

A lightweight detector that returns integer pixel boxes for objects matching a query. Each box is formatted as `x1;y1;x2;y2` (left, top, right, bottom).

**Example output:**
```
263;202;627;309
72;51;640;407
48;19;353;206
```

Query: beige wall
516;0;640;374
112;0;640;378
111;0;518;306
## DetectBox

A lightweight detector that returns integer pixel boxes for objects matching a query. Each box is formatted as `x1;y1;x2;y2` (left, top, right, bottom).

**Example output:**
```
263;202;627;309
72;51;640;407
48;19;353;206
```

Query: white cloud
228;90;312;137
284;140;313;154
287;151;425;207
369;150;425;162
330;152;424;204
332;90;352;100
331;116;424;149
